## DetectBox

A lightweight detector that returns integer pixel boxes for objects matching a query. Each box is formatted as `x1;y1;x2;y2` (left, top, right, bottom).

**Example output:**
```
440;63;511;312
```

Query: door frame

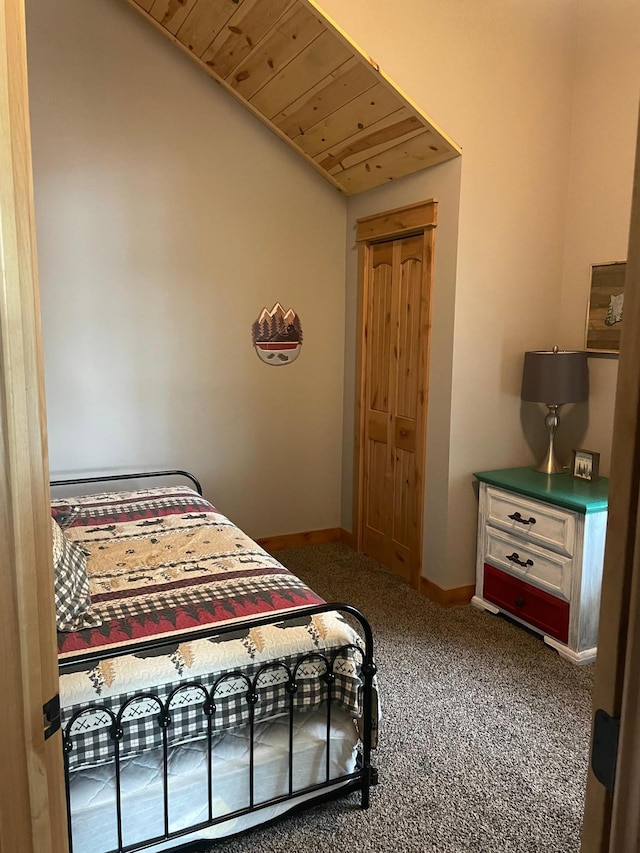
581;109;640;852
353;199;437;589
0;0;68;849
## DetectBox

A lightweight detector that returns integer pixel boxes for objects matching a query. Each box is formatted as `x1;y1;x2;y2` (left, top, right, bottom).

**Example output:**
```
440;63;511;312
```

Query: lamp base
534;451;565;475
534;404;565;475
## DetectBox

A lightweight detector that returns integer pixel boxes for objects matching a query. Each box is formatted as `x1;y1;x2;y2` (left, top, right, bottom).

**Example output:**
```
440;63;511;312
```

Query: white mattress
68;707;359;853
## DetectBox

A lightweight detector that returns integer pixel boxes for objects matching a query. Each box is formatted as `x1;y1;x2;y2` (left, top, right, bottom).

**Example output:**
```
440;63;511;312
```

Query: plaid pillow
51;503;80;530
52;519;102;632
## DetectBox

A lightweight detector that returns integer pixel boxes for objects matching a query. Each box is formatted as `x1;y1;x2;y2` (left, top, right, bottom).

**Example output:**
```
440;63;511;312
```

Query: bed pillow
51;518;102;632
51;503;81;530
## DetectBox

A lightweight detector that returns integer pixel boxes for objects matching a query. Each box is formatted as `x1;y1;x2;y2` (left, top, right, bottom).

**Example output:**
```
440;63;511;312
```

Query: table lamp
521;347;589;474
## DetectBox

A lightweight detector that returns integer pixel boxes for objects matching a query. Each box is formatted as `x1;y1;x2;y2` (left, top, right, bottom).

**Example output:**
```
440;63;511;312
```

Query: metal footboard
60;603;377;853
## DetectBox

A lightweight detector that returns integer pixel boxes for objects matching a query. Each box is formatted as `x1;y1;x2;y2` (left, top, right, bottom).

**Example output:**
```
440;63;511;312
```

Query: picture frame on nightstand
571;448;600;482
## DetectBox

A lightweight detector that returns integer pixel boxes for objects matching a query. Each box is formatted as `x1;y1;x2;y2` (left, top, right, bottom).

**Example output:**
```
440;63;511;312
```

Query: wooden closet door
357;202;435;587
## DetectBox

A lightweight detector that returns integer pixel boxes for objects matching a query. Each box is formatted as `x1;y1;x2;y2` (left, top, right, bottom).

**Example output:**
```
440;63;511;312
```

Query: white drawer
485;487;576;557
484;527;572;600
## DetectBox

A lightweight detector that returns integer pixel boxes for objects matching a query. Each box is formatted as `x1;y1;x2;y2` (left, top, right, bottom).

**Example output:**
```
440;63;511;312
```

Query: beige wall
559;0;640;475
26;0;347;539
325;0;578;588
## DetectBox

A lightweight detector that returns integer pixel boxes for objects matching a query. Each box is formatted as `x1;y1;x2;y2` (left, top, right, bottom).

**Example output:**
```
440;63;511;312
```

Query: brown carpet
204;543;593;853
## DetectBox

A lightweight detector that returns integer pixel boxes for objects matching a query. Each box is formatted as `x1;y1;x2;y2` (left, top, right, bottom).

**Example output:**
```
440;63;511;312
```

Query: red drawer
483;563;569;644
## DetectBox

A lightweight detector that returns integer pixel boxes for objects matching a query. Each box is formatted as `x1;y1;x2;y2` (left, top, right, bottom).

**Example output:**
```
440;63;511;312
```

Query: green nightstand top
473;467;609;514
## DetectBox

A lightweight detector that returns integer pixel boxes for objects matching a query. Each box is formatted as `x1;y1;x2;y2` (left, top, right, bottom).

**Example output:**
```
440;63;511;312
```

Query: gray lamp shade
521;349;589;404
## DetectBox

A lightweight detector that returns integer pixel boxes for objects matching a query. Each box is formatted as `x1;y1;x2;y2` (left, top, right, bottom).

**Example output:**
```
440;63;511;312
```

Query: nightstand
471;467;609;663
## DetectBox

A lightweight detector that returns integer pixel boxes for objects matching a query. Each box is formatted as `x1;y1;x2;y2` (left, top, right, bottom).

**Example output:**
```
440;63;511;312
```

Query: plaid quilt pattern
62;651;362;769
52;519;102;632
56;487;371;770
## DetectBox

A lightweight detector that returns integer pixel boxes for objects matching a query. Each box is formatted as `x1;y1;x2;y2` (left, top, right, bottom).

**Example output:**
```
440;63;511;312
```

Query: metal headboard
50;469;203;496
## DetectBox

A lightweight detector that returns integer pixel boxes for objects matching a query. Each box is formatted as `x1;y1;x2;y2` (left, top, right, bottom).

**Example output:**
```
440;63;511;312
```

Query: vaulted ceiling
125;0;461;195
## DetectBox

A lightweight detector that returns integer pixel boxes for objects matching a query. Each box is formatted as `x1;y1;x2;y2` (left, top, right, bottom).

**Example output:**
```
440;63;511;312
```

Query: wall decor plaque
585;261;626;353
252;303;303;366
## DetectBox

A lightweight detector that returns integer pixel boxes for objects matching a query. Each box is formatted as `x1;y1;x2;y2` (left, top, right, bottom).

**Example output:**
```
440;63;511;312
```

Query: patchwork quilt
55;487;371;770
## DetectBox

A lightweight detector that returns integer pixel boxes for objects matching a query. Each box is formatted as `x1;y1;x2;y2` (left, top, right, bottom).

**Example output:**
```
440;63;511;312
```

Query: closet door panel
365;434;387;531
394;416;416;452
391;448;415;581
363;242;394;562
364;435;389;564
367;245;393;413
396;237;423;421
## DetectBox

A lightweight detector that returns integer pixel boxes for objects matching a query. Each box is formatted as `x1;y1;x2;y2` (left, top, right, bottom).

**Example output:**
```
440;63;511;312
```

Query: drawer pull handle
508;511;537;526
515;595;526;608
506;552;534;568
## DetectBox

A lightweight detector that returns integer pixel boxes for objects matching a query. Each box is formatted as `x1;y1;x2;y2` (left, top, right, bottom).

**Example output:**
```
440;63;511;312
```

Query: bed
50;471;378;853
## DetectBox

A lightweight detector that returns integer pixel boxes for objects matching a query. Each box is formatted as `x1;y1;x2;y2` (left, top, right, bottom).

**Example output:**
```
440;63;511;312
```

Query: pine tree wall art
252;303;303;365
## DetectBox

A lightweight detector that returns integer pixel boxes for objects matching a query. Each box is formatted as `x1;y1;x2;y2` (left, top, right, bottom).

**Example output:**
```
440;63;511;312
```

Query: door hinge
591;708;620;793
43;693;61;740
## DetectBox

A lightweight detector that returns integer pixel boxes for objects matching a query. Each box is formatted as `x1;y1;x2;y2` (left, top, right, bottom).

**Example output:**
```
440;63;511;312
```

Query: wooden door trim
581;112;640;852
356;198;438;242
609;494;640;851
607;116;640;851
0;0;68;849
353;200;437;588
353;240;369;554
414;225;434;582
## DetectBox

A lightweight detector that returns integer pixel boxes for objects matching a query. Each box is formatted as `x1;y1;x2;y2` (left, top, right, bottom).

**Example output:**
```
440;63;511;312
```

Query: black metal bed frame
51;469;204;497
52;471;378;853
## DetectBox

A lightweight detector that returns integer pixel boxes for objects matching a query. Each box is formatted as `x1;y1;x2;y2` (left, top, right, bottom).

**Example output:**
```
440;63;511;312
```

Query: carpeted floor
205;543;593;853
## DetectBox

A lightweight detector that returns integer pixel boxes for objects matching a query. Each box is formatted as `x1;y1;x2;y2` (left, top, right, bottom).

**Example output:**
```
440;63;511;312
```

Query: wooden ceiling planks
128;0;461;194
